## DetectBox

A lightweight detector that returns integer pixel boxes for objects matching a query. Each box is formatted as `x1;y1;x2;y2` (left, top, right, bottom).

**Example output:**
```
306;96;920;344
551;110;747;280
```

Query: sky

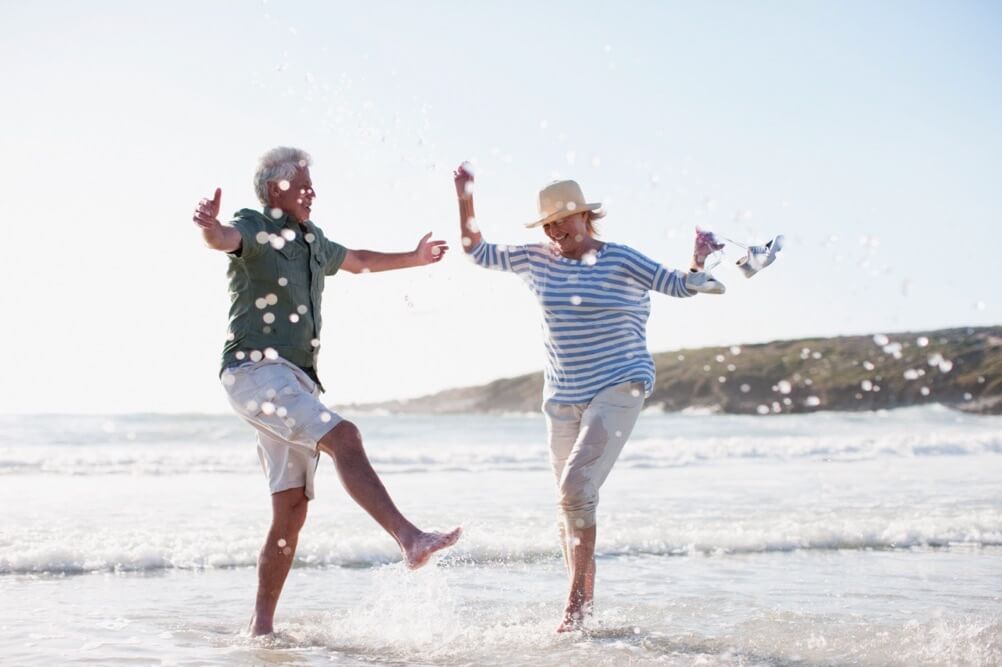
1;1;1000;414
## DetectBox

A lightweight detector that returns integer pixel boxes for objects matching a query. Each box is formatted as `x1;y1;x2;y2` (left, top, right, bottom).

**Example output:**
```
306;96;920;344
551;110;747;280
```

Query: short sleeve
322;238;348;275
226;214;266;261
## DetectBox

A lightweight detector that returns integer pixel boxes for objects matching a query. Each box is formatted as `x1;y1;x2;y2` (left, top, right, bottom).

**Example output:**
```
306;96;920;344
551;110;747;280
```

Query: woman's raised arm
453;163;483;253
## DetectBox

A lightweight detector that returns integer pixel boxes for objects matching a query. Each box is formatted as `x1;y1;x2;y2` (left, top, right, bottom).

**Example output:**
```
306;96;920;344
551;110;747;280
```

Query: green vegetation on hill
347;326;1002;415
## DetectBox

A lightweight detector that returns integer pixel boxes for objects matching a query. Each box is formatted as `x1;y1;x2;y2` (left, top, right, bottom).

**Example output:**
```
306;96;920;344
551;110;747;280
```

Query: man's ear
265;180;279;203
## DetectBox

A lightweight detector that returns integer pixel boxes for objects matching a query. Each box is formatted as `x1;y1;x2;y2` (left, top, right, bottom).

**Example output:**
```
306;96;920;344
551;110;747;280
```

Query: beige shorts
221;357;343;500
544;381;645;529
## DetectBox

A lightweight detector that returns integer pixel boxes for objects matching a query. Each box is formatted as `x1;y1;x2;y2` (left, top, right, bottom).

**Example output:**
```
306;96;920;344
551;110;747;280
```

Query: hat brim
525;203;604;228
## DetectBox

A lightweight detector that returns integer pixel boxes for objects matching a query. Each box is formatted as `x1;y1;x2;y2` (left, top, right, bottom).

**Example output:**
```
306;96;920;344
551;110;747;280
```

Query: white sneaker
685;270;726;295
736;234;784;278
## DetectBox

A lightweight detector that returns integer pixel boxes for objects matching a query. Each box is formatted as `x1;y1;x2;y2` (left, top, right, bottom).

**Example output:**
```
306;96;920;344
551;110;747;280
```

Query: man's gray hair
254;147;313;206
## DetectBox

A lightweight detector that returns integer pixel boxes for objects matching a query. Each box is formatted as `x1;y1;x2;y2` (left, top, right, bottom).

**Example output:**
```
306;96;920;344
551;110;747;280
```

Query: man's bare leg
318;421;460;568
250;487;309;636
557;522;597;633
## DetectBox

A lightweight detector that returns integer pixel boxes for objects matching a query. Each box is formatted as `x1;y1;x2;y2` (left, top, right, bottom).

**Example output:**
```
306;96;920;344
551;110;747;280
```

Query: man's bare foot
403;527;462;569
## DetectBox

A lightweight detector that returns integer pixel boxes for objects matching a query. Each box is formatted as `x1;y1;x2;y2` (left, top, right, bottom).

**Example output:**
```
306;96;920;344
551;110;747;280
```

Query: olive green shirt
220;208;347;390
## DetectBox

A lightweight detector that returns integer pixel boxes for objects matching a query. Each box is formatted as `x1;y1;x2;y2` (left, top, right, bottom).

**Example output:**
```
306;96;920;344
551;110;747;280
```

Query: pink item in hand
693;227;725;268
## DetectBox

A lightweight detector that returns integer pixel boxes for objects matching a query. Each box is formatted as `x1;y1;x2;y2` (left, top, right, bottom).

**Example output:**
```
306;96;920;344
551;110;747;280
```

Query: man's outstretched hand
414;231;449;265
192;188;240;253
193;188;222;232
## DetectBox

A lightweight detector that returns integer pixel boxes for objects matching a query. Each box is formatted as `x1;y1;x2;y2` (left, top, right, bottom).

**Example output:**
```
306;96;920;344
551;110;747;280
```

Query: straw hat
525;180;604;228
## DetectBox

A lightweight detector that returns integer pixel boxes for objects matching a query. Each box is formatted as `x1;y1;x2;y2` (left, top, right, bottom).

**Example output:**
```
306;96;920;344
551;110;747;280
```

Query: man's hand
453;162;474;200
193;188;222;232
192;188;241;253
414;232;449;265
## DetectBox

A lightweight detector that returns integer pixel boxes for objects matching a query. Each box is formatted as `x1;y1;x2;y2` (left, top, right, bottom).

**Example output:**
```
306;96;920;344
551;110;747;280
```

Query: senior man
192;147;460;635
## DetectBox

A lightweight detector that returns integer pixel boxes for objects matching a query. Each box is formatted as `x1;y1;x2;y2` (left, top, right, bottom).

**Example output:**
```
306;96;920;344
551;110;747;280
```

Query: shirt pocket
272;242;308;284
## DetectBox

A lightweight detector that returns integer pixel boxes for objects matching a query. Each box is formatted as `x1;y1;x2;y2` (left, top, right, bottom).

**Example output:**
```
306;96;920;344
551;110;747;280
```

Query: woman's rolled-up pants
544;381;645;530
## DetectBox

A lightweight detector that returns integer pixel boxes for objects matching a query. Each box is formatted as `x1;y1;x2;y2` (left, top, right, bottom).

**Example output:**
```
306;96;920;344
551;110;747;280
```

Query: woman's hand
453;162;474;200
454;161;482;252
692;227;724;270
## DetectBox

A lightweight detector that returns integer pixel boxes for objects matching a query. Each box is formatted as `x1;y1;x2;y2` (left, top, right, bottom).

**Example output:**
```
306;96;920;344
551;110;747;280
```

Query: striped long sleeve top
470;240;694;404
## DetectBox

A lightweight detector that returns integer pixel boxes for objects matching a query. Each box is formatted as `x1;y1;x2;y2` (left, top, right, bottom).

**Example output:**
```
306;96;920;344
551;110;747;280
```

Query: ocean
1;406;1000;665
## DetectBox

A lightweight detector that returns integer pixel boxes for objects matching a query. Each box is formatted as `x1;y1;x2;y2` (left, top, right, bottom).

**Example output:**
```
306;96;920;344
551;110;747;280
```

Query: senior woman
453;164;723;631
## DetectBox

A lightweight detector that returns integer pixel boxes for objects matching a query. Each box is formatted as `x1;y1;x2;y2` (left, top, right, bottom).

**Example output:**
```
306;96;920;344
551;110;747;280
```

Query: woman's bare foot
556;606;585;633
248;615;273;636
556;596;594;633
402;527;462;569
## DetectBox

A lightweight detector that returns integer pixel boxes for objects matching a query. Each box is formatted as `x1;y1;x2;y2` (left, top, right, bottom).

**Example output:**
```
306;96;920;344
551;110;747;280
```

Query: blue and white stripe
470;241;693;404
